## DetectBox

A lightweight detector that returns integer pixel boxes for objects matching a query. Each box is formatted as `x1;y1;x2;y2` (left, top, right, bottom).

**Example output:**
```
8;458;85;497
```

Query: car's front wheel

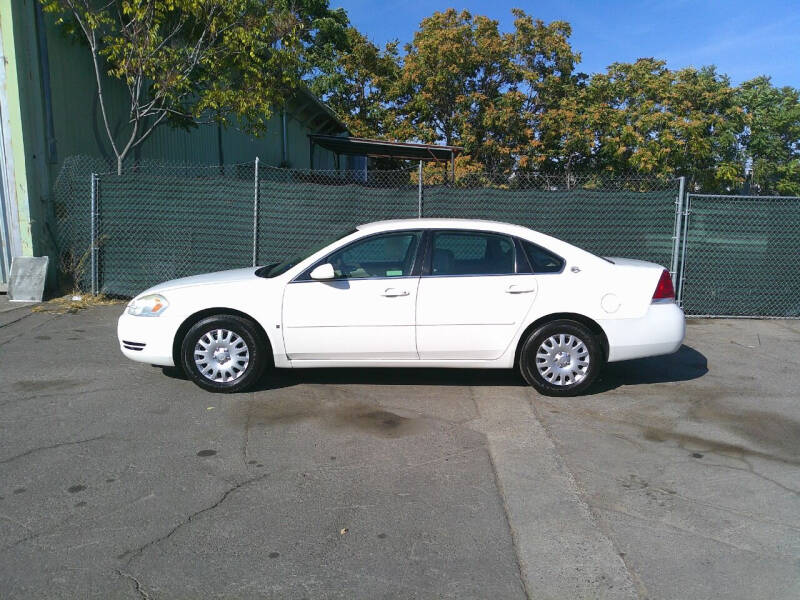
180;314;267;393
519;319;602;396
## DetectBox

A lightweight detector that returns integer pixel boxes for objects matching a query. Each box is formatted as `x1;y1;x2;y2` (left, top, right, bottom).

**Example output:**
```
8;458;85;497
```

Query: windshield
255;228;358;278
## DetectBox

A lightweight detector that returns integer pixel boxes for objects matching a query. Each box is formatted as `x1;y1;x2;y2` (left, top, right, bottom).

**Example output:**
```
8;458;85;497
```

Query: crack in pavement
597;503;796;561
0;494;155;554
0;309;37;329
240;398;252;466
0;386;123;409
571;463;800;532
0;512;32;533
118;472;270;567
116;569;152;600
0;435;106;466
0;312;64;346
698;455;800;497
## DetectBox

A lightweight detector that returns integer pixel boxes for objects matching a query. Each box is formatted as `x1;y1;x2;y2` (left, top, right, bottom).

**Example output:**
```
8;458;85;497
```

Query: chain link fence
679;194;800;317
55;156;683;299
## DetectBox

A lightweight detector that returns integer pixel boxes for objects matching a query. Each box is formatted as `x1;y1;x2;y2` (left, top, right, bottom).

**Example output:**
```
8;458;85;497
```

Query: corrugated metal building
0;0;350;291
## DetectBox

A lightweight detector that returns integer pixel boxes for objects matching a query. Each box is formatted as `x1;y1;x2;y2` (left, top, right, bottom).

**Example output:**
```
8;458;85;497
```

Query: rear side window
520;239;564;273
431;231;515;276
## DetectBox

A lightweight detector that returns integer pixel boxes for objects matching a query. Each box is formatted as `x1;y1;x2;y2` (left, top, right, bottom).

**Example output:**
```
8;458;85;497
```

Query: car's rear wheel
519;319;602;396
181;314;267;393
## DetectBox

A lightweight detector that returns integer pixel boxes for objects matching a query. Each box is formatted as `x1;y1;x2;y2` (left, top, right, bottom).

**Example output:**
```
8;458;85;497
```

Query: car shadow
256;366;528;390
589;344;708;394
161;344;707;393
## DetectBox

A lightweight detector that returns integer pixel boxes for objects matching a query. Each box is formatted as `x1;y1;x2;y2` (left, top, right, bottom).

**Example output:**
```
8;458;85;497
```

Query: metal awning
308;134;463;162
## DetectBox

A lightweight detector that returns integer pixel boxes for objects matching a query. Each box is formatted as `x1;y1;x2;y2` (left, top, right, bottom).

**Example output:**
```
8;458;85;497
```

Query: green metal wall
3;0;339;288
41;11;338;169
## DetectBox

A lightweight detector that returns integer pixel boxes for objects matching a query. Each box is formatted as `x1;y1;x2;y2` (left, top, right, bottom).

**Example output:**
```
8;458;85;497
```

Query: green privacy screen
681;194;800;317
421;185;677;267
54;158;680;299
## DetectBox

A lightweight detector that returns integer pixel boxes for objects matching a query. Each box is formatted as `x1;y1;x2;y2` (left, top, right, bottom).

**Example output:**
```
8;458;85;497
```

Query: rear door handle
382;288;409;297
505;284;535;294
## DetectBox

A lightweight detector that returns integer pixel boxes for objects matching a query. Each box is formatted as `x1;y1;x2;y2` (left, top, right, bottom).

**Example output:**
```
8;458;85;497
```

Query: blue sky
331;0;800;87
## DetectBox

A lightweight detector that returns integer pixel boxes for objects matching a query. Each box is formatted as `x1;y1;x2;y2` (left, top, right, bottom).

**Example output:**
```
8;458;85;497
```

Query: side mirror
309;263;335;280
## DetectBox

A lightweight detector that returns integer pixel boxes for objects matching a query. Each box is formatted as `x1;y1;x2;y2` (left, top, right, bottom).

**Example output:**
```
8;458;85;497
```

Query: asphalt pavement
1;299;798;599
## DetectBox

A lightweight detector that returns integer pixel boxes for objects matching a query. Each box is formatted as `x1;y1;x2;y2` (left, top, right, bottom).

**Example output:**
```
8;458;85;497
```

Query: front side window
430;231;515;276
310;231;421;280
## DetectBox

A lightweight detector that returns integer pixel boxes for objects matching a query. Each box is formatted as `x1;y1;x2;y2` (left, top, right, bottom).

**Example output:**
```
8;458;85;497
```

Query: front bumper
601;302;685;362
117;310;178;366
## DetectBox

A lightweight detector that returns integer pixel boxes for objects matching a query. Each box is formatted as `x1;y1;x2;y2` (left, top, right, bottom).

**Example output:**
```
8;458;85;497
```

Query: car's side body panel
117;218;685;373
118;277;285;367
282;277;420;360
599;302;685;361
416;274;538;359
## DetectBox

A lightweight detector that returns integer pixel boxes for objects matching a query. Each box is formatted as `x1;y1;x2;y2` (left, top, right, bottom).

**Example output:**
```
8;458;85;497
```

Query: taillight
652;269;675;302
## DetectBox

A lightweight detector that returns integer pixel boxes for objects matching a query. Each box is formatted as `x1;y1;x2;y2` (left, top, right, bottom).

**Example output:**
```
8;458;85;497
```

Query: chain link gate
679;193;800;318
54;156;684;299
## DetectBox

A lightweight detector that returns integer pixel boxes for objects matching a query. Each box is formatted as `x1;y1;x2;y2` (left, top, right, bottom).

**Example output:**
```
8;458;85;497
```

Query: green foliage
44;2;800;193
576;60;745;188
388;8;582;174
308;27;399;137
309;8;800;194
736;76;800;194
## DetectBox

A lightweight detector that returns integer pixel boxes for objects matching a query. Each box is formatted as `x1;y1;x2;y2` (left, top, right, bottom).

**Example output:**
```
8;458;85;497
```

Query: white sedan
118;219;685;396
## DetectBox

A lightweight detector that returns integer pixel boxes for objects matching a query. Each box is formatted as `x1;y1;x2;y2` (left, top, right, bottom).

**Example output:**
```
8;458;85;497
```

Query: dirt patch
235;396;430;439
643;426;800;466
539;383;800;466
688;399;800;461
14;378;83;392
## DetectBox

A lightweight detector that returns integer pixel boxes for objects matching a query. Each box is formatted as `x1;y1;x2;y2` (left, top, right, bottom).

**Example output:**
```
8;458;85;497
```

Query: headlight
127;294;169;317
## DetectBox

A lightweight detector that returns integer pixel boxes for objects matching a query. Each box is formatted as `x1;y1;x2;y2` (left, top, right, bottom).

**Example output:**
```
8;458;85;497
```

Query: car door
282;230;423;360
415;229;540;360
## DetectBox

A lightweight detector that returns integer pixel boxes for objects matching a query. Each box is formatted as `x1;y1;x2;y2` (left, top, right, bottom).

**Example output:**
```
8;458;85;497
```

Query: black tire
518;319;602;397
180;314;268;393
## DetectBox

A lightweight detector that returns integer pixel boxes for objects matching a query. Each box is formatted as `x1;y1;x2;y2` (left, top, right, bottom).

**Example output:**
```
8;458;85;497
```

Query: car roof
354;218;605;265
356;218;534;237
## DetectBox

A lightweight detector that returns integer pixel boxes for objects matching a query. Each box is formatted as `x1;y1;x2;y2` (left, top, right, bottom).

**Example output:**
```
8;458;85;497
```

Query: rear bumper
117;311;177;366
601;302;685;362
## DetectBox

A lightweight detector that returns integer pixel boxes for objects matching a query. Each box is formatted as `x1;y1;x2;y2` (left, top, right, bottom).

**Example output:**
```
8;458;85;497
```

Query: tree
577;59;743;188
506;10;584;176
42;0;348;174
308;27;400;138
390;9;583;174
392;9;487;148
736;76;800;195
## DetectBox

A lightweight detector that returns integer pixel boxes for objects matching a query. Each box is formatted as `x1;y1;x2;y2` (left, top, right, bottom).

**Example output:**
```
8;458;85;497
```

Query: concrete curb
471;386;640;600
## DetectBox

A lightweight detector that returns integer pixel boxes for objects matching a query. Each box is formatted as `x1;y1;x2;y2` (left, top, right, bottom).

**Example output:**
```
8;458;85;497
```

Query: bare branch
128;111;169;150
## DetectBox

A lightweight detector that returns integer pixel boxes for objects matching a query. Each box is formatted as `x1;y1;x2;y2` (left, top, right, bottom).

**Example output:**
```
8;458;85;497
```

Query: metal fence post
418;160;423;218
90;172;97;295
252;156;259;266
670;176;685;282
677;193;691;306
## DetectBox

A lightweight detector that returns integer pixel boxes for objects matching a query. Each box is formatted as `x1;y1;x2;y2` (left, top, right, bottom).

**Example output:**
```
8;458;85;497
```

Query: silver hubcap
536;334;590;387
194;329;249;383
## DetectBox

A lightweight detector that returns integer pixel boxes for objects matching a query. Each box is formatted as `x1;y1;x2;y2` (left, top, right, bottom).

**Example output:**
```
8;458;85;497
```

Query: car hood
139;267;259;296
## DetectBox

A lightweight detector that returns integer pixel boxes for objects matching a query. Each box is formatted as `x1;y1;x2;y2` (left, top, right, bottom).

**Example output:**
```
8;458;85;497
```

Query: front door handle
506;284;536;294
382;288;409;297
